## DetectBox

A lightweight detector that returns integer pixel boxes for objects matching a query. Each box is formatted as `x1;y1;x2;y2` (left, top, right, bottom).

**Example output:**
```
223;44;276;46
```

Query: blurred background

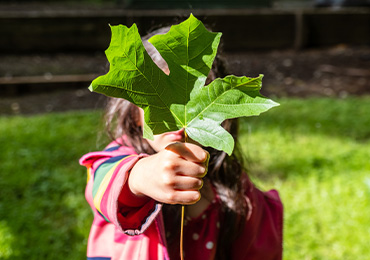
0;1;369;259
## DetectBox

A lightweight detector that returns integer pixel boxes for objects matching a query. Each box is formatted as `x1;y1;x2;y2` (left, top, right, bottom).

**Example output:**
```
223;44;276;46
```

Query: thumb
165;142;209;164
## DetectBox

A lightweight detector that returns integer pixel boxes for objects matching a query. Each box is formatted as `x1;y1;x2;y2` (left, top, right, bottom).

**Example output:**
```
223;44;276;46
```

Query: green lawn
0;97;369;259
240;97;370;259
0;111;106;259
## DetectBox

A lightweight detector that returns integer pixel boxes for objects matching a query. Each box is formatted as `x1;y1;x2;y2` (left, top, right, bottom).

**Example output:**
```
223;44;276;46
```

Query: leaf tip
272;100;280;107
143;122;154;141
223;142;234;156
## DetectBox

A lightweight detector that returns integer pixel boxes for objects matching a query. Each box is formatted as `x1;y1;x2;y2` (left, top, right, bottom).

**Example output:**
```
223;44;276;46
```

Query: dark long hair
104;27;249;260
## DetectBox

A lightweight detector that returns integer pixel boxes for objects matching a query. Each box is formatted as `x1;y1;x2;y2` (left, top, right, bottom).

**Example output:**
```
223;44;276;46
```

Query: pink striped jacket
79;141;283;260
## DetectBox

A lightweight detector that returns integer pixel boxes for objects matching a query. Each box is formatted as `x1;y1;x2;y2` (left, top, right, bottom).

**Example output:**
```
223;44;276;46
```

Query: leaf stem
180;129;188;260
184;129;188;143
180;205;185;260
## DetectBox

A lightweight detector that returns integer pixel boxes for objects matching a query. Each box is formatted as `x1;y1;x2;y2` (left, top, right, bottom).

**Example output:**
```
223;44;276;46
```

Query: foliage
89;14;278;155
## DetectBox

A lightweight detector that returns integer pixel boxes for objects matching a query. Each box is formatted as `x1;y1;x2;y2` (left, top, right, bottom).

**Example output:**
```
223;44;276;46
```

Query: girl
80;28;283;260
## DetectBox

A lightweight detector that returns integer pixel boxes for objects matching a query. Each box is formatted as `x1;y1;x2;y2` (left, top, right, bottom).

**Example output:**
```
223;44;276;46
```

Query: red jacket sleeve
232;177;283;260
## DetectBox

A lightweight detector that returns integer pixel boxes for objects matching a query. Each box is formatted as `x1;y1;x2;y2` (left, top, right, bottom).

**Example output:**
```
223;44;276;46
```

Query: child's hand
129;142;209;205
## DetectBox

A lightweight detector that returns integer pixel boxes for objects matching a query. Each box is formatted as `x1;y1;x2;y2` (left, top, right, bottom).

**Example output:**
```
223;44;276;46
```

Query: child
80;28;283;260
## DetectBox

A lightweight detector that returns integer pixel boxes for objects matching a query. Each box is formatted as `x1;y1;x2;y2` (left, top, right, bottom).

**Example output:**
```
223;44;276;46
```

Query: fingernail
205;151;210;164
204;152;210;176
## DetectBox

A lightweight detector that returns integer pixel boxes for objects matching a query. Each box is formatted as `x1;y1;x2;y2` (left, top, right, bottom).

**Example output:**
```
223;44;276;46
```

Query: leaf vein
117;39;184;126
188;77;261;126
95;83;159;96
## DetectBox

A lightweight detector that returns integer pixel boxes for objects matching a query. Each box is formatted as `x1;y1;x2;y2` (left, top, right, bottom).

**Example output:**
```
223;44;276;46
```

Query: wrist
128;157;147;198
120;179;149;208
118;158;150;208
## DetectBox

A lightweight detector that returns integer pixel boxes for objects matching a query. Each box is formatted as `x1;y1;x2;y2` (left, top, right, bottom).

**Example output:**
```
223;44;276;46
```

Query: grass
0;96;369;259
240;97;370;259
0;111;107;259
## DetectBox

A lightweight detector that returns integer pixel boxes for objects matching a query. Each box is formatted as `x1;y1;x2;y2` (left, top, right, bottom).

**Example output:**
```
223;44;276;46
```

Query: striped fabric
92;154;135;222
80;142;168;260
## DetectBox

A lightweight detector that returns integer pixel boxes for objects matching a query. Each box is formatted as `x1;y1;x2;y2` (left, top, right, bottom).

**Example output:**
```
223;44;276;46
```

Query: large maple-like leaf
89;14;279;155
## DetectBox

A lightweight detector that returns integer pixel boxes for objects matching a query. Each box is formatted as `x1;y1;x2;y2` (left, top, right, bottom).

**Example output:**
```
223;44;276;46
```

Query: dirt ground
1;45;369;115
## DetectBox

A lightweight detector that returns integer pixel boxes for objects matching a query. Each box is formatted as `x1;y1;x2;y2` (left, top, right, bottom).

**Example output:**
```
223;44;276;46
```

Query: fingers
131;142;209;205
160;163;204;191
155;174;202;205
166;190;201;205
178;159;208;178
173;175;203;191
165;142;209;163
163;142;208;178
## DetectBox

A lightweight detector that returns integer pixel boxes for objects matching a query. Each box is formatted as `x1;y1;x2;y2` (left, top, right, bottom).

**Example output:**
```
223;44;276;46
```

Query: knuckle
161;173;175;187
162;159;178;172
165;192;176;203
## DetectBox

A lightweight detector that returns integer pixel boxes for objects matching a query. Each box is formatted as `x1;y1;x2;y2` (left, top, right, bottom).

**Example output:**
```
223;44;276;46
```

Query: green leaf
185;75;278;154
89;14;279;155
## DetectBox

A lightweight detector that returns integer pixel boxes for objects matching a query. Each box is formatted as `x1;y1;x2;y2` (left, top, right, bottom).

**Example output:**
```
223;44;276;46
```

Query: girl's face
138;108;185;152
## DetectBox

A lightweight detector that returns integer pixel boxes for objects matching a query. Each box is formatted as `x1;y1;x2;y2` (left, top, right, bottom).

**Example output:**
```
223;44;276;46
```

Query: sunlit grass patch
240;97;370;260
0;221;16;258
